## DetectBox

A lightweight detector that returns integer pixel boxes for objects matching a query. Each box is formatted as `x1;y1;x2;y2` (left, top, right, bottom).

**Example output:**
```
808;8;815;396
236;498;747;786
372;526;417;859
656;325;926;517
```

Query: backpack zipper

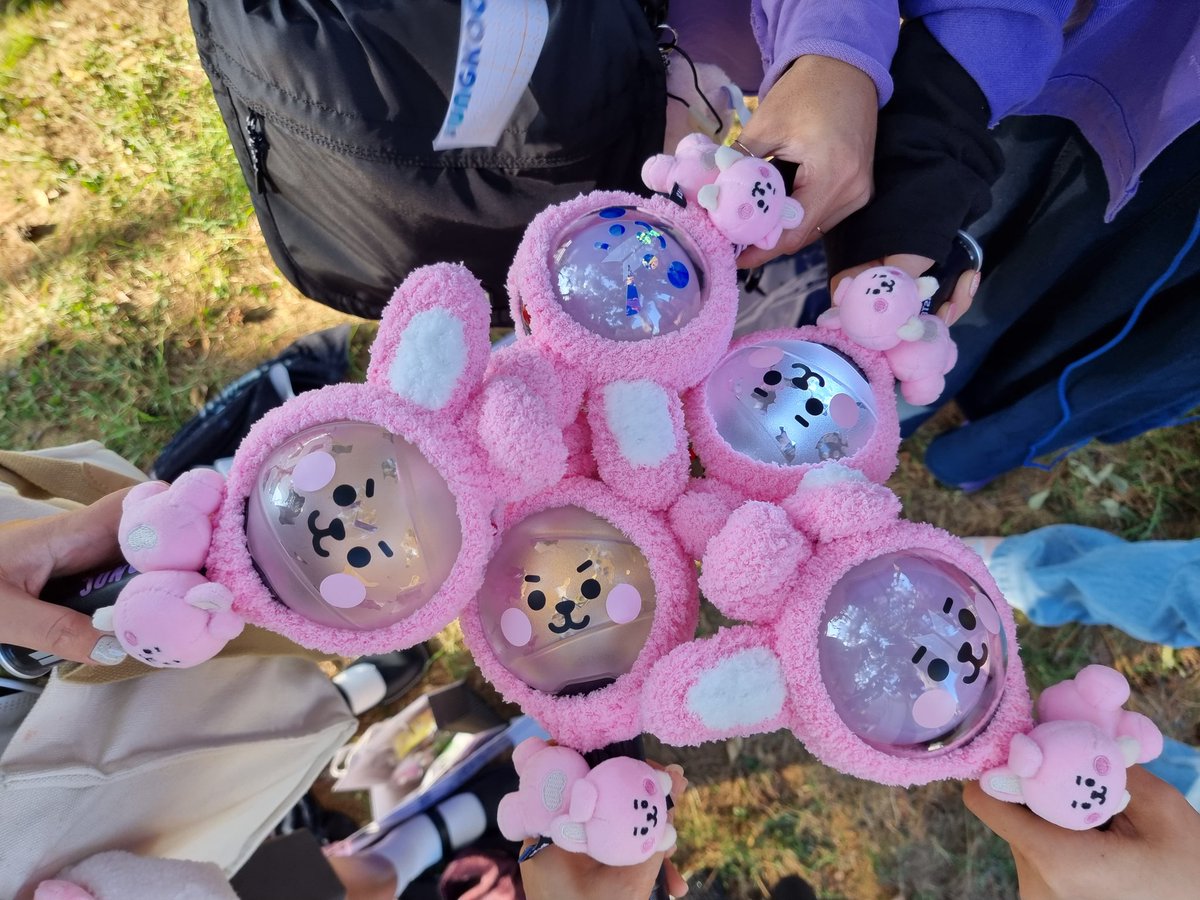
246;110;275;193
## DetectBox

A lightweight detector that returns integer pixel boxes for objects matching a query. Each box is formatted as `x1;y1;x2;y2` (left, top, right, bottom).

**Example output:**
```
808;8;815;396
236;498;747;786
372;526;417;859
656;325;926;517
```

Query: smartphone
924;230;984;316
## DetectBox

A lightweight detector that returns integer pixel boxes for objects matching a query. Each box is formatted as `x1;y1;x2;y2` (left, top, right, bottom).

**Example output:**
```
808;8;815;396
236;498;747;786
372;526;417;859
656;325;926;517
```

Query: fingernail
969;271;981;297
90;635;127;665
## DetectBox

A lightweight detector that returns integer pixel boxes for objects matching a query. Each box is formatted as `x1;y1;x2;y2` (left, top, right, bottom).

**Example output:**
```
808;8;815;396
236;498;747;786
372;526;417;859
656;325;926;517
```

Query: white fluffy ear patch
686;647;786;731
388;309;468;410
602;381;675;466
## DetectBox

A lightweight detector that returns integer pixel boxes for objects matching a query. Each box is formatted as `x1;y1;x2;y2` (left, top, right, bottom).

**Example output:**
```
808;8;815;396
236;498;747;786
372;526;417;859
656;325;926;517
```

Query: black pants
911;117;1200;485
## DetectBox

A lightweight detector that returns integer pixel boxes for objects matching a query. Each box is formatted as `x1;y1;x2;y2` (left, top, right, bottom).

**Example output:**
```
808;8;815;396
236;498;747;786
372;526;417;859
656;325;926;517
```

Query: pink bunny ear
185;581;234;613
832;276;853;308
779;196;804;229
979;765;1026;804
486;341;586;428
588;381;690;510
366;263;491;413
751;223;784;251
1008;732;1045;778
641;626;788;745
34;882;96;900
512;736;550;770
122;480;167;509
1117;710;1164;763
567;779;599;822
700;501;808;623
172;468;225;515
1074;664;1132;710
478;376;568;497
657;823;678;854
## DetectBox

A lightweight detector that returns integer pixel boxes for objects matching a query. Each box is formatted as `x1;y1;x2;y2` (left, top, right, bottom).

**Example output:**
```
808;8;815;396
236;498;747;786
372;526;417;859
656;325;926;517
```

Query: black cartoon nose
555;599;576;616
1092;785;1108;804
647;805;659;827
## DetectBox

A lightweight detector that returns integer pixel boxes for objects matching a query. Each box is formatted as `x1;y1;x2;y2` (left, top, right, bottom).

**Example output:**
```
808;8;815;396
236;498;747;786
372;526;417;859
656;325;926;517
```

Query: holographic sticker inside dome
818;550;1007;757
705;340;878;466
549;206;707;341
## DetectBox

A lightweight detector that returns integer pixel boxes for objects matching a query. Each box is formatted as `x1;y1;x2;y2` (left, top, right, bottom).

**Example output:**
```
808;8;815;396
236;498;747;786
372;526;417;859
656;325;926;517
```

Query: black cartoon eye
347;546;371;568
333;484;357;506
640;826;649;835
805;397;824;417
756;198;766;209
580;578;601;600
527;590;546;611
928;659;950;682
1085;778;1096;787
640;800;649;809
958;608;977;630
763;369;783;386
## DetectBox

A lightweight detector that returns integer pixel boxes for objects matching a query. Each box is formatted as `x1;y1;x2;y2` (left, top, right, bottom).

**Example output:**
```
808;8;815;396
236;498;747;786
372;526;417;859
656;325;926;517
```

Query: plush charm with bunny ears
979;665;1164;830
818;267;958;406
640;463;1034;787
507;190;740;510
110;263;569;661
34;850;238;900
642;133;804;250
497;738;676;867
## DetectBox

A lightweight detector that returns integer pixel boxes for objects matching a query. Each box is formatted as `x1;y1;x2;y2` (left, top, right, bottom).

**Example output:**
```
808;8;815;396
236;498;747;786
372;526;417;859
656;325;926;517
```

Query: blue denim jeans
991;524;1200;807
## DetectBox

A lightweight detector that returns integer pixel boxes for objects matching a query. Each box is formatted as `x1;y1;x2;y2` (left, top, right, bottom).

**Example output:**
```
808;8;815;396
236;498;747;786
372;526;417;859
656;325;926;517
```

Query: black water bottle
0;562;138;679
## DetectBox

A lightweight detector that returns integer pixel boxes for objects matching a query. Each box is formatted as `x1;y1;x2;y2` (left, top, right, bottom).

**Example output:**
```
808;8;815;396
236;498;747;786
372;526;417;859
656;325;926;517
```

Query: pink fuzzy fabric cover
459;478;699;751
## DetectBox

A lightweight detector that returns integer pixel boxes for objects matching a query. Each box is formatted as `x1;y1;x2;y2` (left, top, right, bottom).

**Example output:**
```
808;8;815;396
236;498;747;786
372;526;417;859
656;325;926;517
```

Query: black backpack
189;0;668;325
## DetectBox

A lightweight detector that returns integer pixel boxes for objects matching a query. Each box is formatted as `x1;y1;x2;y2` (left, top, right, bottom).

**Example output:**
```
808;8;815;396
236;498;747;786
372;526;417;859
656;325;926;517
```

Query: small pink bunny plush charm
98;468;243;667
117;469;225;572
885;314;958;406
819;267;957;405
93;571;243;668
550;756;677;866
497;737;591;841
696;147;804;250
979;665;1164;830
642;132;721;204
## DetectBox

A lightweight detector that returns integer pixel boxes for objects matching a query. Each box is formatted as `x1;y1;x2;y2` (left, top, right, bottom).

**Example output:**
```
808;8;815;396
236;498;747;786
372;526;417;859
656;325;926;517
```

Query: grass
3;2;1199;897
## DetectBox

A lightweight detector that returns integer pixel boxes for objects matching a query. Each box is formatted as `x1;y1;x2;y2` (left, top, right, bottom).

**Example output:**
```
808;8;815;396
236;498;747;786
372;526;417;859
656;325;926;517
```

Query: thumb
962;780;1071;852
0;584;119;665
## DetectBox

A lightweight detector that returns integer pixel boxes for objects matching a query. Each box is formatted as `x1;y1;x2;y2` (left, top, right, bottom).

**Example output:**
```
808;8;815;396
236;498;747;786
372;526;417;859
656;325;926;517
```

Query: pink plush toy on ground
107;263;569;662
979;664;1164;830
642;133;804;250
497;738;677;867
640;463;1033;786
818;267;958;405
34;850;237;900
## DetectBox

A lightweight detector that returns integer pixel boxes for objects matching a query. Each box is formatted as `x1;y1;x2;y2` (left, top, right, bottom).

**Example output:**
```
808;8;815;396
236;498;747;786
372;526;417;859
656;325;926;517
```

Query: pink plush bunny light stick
101;263;571;665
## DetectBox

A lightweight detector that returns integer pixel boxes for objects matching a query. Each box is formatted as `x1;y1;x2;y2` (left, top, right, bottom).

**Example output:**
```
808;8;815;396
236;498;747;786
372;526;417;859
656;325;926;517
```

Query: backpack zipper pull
246;111;275;193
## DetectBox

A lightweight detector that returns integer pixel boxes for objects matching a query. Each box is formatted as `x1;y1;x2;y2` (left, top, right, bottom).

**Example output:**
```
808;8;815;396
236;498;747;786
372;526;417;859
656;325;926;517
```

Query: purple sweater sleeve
904;0;1074;122
751;1;901;106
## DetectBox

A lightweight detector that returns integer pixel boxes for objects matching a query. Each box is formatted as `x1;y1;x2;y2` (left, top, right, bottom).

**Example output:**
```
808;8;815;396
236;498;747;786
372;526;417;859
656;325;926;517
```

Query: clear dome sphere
818;550;1007;756
478;505;657;694
549;205;707;341
705;340;878;466
245;422;462;630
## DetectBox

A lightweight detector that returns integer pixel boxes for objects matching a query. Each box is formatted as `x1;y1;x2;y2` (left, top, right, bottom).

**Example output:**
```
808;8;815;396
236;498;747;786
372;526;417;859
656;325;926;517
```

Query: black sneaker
332;644;432;715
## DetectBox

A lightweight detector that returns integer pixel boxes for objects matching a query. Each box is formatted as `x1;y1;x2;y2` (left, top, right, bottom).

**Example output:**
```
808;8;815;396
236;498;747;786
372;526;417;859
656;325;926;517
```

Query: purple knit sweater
676;0;1200;219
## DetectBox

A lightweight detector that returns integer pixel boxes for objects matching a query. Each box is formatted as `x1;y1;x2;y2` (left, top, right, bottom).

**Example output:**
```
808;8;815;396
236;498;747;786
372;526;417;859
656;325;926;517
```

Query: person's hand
736;55;878;269
0;489;131;664
963;765;1200;899
520;763;689;899
830;253;980;325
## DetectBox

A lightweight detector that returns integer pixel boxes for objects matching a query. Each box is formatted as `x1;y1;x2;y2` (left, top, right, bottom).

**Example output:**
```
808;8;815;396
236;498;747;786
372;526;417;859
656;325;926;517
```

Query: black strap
426;804;455;859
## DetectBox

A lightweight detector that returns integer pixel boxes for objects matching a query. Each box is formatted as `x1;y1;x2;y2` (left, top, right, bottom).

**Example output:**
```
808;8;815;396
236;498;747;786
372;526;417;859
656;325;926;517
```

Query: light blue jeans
990;525;1200;807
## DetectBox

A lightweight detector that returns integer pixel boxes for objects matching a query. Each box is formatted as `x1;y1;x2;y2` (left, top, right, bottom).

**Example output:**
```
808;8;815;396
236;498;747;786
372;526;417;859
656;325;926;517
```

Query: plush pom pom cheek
642;837;655;854
1093;755;1111;776
642;777;657;797
829;392;859;428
